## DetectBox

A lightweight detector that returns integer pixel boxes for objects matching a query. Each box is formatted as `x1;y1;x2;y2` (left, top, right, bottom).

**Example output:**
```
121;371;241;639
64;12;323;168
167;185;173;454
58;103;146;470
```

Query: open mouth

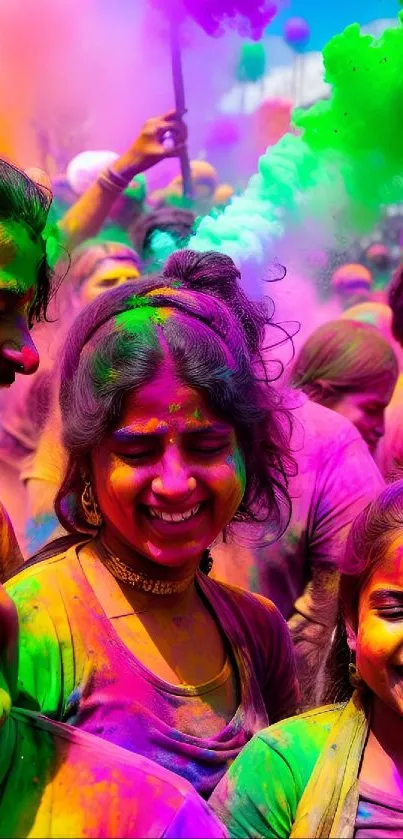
141;502;206;525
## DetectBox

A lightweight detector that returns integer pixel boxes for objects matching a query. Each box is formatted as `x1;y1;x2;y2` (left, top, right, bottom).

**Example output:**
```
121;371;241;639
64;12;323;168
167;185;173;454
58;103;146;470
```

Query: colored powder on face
0;221;42;296
169;403;182;413
180;15;403;301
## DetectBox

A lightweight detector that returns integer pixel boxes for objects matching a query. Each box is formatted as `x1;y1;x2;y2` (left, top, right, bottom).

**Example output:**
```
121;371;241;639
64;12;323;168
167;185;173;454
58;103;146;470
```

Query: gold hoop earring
349;650;363;689
81;479;102;528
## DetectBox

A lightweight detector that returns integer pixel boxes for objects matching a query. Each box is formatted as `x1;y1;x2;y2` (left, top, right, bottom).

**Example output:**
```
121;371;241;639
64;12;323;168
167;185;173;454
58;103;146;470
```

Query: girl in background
290;319;398;454
211;481;403;837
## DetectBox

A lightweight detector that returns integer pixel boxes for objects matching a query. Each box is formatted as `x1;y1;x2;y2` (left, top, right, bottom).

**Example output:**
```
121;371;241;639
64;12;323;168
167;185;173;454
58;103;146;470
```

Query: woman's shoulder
203;574;284;626
257;703;346;756
200;575;290;666
5;544;80;597
210;704;347;836
204;574;276;609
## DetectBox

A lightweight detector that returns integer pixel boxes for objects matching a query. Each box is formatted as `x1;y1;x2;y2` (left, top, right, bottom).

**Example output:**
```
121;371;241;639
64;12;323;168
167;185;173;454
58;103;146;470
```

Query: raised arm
58;110;188;251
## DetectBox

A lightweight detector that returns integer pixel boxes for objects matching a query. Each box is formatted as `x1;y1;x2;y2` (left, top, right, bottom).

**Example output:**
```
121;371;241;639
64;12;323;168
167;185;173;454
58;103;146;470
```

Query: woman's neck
361;696;403;796
95;528;201;584
82;539;200;618
371;696;403;757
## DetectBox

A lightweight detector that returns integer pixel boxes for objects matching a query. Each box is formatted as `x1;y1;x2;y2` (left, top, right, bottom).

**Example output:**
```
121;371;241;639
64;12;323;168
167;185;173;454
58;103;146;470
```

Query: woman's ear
345;620;357;653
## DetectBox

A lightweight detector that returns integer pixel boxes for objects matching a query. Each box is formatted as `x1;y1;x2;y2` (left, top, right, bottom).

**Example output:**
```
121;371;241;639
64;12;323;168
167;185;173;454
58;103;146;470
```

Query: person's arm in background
288;430;384;707
0;503;23;583
58;111;187;252
22;396;66;556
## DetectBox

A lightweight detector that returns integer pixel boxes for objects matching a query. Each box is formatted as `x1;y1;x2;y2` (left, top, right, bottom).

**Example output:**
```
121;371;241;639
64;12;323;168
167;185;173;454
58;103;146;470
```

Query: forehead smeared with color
0;219;42;295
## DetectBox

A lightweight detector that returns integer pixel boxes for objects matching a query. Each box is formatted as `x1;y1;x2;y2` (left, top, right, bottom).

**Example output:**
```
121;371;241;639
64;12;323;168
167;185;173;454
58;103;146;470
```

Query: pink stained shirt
212;394;385;622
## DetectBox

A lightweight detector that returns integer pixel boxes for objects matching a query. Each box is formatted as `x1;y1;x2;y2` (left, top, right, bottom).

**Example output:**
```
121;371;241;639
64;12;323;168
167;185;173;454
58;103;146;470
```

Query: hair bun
163;249;240;291
163;249;268;356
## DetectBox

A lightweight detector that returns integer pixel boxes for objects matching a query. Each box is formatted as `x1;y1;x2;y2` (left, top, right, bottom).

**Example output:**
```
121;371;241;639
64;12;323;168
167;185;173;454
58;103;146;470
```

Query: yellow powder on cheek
359;618;393;659
109;462;135;488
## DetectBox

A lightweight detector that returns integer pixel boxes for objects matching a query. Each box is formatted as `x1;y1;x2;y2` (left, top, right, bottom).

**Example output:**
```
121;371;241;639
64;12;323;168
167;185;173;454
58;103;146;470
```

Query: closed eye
97;277;121;287
377;607;403;621
187;443;229;455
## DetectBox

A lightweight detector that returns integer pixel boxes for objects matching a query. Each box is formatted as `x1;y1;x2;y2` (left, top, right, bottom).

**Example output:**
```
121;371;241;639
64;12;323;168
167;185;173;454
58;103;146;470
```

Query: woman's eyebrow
112;423;231;442
369;589;403;605
112;429;164;442
184;423;231;435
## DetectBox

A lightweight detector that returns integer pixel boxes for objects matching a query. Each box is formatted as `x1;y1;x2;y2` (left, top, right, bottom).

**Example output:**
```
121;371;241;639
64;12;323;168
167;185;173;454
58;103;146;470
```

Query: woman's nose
151;474;197;498
0;341;40;375
374;415;385;439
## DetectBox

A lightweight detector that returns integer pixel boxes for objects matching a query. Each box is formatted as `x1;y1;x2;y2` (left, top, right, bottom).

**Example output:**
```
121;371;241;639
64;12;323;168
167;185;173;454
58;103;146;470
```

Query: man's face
0;220;41;386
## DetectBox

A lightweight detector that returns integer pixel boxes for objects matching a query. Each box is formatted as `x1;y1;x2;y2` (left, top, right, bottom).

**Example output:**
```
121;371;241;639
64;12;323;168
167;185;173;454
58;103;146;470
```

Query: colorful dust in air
177;16;403;347
0;0;242;172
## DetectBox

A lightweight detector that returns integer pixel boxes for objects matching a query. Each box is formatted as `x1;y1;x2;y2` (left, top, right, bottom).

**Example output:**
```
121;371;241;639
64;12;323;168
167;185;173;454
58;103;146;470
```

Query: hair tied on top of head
163;249;242;292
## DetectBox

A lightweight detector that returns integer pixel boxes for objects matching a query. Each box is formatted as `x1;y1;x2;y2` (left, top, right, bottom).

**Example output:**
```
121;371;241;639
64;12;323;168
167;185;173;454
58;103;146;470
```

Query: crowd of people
1;90;403;838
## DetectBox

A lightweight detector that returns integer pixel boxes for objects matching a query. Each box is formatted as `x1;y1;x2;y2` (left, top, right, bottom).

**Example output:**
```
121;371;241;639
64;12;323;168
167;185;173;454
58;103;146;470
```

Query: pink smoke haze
0;0;249;173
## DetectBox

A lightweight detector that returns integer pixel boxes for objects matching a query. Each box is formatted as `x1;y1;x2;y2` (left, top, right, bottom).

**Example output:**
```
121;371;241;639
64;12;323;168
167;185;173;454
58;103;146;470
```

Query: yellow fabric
290;693;368;838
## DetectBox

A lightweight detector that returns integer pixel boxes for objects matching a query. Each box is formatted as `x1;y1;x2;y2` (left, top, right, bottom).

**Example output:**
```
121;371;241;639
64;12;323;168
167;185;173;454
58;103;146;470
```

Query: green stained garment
210;695;369;839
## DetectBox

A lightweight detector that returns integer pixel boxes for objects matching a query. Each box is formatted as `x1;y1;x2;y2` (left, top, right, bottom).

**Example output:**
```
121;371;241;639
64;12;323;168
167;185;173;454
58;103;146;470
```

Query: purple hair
55;250;295;542
291;319;398;404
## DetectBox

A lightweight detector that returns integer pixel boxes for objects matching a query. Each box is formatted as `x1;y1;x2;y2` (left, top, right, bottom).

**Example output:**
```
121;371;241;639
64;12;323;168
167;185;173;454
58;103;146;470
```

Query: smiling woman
6;249;298;799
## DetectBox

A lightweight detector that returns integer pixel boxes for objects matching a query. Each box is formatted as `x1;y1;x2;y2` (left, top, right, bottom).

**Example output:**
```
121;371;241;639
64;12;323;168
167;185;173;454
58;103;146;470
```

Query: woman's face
355;536;403;717
91;358;246;573
0;220;42;385
331;377;396;452
79;257;140;306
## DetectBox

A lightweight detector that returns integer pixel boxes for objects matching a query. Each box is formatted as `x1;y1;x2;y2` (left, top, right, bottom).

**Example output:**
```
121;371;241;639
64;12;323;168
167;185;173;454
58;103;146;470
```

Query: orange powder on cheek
108;462;135;493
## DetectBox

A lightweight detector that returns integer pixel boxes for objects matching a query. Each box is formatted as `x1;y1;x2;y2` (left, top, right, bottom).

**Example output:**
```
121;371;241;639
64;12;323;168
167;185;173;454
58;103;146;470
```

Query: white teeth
149;504;200;522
